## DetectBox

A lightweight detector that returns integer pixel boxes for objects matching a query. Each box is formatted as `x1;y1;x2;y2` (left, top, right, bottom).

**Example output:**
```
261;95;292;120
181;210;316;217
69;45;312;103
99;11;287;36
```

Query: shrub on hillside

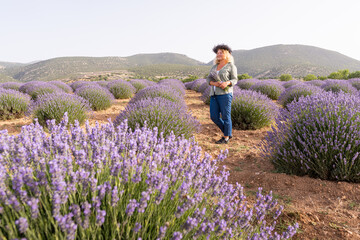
129;85;183;104
0;116;297;239
321;79;357;94
107;80;136;99
75;85;114;111
250;80;285;100
19;81;64;100
0;88;31;120
279;74;292;81
278;84;324;108
0;82;22;91
303;74;317;81
236;79;259;90
49;81;73;93
231;88;279;130
261;91;360;182
115;97;200;139
27;92;91;126
237;73;252;80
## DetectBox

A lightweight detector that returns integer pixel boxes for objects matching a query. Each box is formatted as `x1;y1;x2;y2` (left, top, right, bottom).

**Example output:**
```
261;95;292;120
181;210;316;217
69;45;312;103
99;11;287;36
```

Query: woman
206;44;238;144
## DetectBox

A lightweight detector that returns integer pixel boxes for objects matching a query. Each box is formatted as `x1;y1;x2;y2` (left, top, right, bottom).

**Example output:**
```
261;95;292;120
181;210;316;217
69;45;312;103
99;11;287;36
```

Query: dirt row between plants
0;90;359;239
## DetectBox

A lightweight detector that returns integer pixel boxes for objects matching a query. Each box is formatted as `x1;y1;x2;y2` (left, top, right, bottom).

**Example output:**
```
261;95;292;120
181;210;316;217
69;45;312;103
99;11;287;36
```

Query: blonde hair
213;49;234;65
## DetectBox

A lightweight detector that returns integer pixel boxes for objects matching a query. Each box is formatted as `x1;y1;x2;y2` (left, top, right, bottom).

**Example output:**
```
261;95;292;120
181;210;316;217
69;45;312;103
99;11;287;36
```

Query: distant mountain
2;53;206;82
0;61;26;69
1;44;360;82
230;44;360;78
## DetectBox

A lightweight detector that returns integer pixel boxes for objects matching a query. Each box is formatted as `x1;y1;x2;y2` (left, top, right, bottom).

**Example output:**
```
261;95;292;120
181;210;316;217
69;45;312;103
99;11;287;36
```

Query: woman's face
216;49;225;61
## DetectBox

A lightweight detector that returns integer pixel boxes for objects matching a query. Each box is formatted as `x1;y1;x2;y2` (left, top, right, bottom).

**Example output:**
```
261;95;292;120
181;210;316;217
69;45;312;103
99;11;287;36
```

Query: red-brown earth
0;90;359;239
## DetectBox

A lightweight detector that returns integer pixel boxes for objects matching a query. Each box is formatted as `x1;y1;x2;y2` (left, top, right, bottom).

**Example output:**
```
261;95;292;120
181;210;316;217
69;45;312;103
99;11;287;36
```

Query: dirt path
0;90;359;239
185;90;360;240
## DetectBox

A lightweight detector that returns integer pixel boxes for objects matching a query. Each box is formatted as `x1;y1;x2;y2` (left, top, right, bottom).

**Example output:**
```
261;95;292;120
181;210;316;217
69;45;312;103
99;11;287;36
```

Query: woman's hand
219;81;230;90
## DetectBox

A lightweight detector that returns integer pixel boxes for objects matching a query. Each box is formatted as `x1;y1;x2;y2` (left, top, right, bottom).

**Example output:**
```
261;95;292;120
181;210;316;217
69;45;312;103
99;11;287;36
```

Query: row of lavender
0;79;298;239
0;79;154;124
187;78;360;183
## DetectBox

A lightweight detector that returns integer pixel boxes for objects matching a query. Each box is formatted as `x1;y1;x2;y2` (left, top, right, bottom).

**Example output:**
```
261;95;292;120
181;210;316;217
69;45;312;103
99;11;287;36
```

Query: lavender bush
282;80;301;89
129;85;184;104
184;81;194;90
19;81;64;100
278;84;324;108
115;97;200;139
190;79;207;92
321;79;357;94
49;81;73;93
250;80;285;100
261;91;360;182
95;81;110;88
231;88;279;130
236;79;259;90
158;79;186;96
198;82;209;94
75;85;114;111
27;93;91;126
0;114;298;239
304;80;325;87
0;82;22;91
200;86;211;105
107;80;136;99
348;78;360;90
70;81;90;91
129;79;153;93
0;88;31;120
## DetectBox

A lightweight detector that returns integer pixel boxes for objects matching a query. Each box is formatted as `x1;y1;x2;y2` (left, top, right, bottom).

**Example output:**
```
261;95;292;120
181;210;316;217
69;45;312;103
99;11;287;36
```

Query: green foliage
318;76;327;80
279;74;293;81
0;89;31;120
231;90;279;130
237;73;252;80
327;69;349;79
107;81;136;99
28;93;91;127
348;71;360;79
75;86;114;111
303;74;317;81
182;75;199;83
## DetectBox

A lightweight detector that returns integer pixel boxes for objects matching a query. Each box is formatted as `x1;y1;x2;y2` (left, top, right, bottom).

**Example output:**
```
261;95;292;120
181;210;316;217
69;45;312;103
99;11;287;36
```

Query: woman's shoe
215;137;229;144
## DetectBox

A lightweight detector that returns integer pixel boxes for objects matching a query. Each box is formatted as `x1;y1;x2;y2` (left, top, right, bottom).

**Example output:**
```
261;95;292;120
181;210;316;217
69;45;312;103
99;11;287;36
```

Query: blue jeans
210;93;233;137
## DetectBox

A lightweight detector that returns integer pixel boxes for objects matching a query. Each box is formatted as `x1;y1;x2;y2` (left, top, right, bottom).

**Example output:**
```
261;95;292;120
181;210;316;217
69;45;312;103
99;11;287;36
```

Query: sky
1;0;360;64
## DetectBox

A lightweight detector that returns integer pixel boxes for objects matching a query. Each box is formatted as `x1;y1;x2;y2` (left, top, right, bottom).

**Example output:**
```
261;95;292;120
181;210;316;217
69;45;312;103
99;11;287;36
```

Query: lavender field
0;78;359;239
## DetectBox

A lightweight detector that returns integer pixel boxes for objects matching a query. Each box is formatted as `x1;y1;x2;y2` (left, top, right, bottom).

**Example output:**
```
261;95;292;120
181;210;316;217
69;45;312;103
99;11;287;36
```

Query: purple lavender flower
133;222;142;233
278;83;324;108
0;88;31;120
15;217;28;234
321;79;357;94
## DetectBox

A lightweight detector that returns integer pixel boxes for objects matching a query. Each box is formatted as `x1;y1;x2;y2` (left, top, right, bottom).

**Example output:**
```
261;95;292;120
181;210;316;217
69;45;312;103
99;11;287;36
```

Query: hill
2;44;360;81
1;53;206;82
230;44;360;78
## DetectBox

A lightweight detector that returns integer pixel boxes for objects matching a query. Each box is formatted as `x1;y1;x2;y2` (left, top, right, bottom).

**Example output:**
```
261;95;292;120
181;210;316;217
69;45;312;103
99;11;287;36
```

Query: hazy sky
1;0;360;63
